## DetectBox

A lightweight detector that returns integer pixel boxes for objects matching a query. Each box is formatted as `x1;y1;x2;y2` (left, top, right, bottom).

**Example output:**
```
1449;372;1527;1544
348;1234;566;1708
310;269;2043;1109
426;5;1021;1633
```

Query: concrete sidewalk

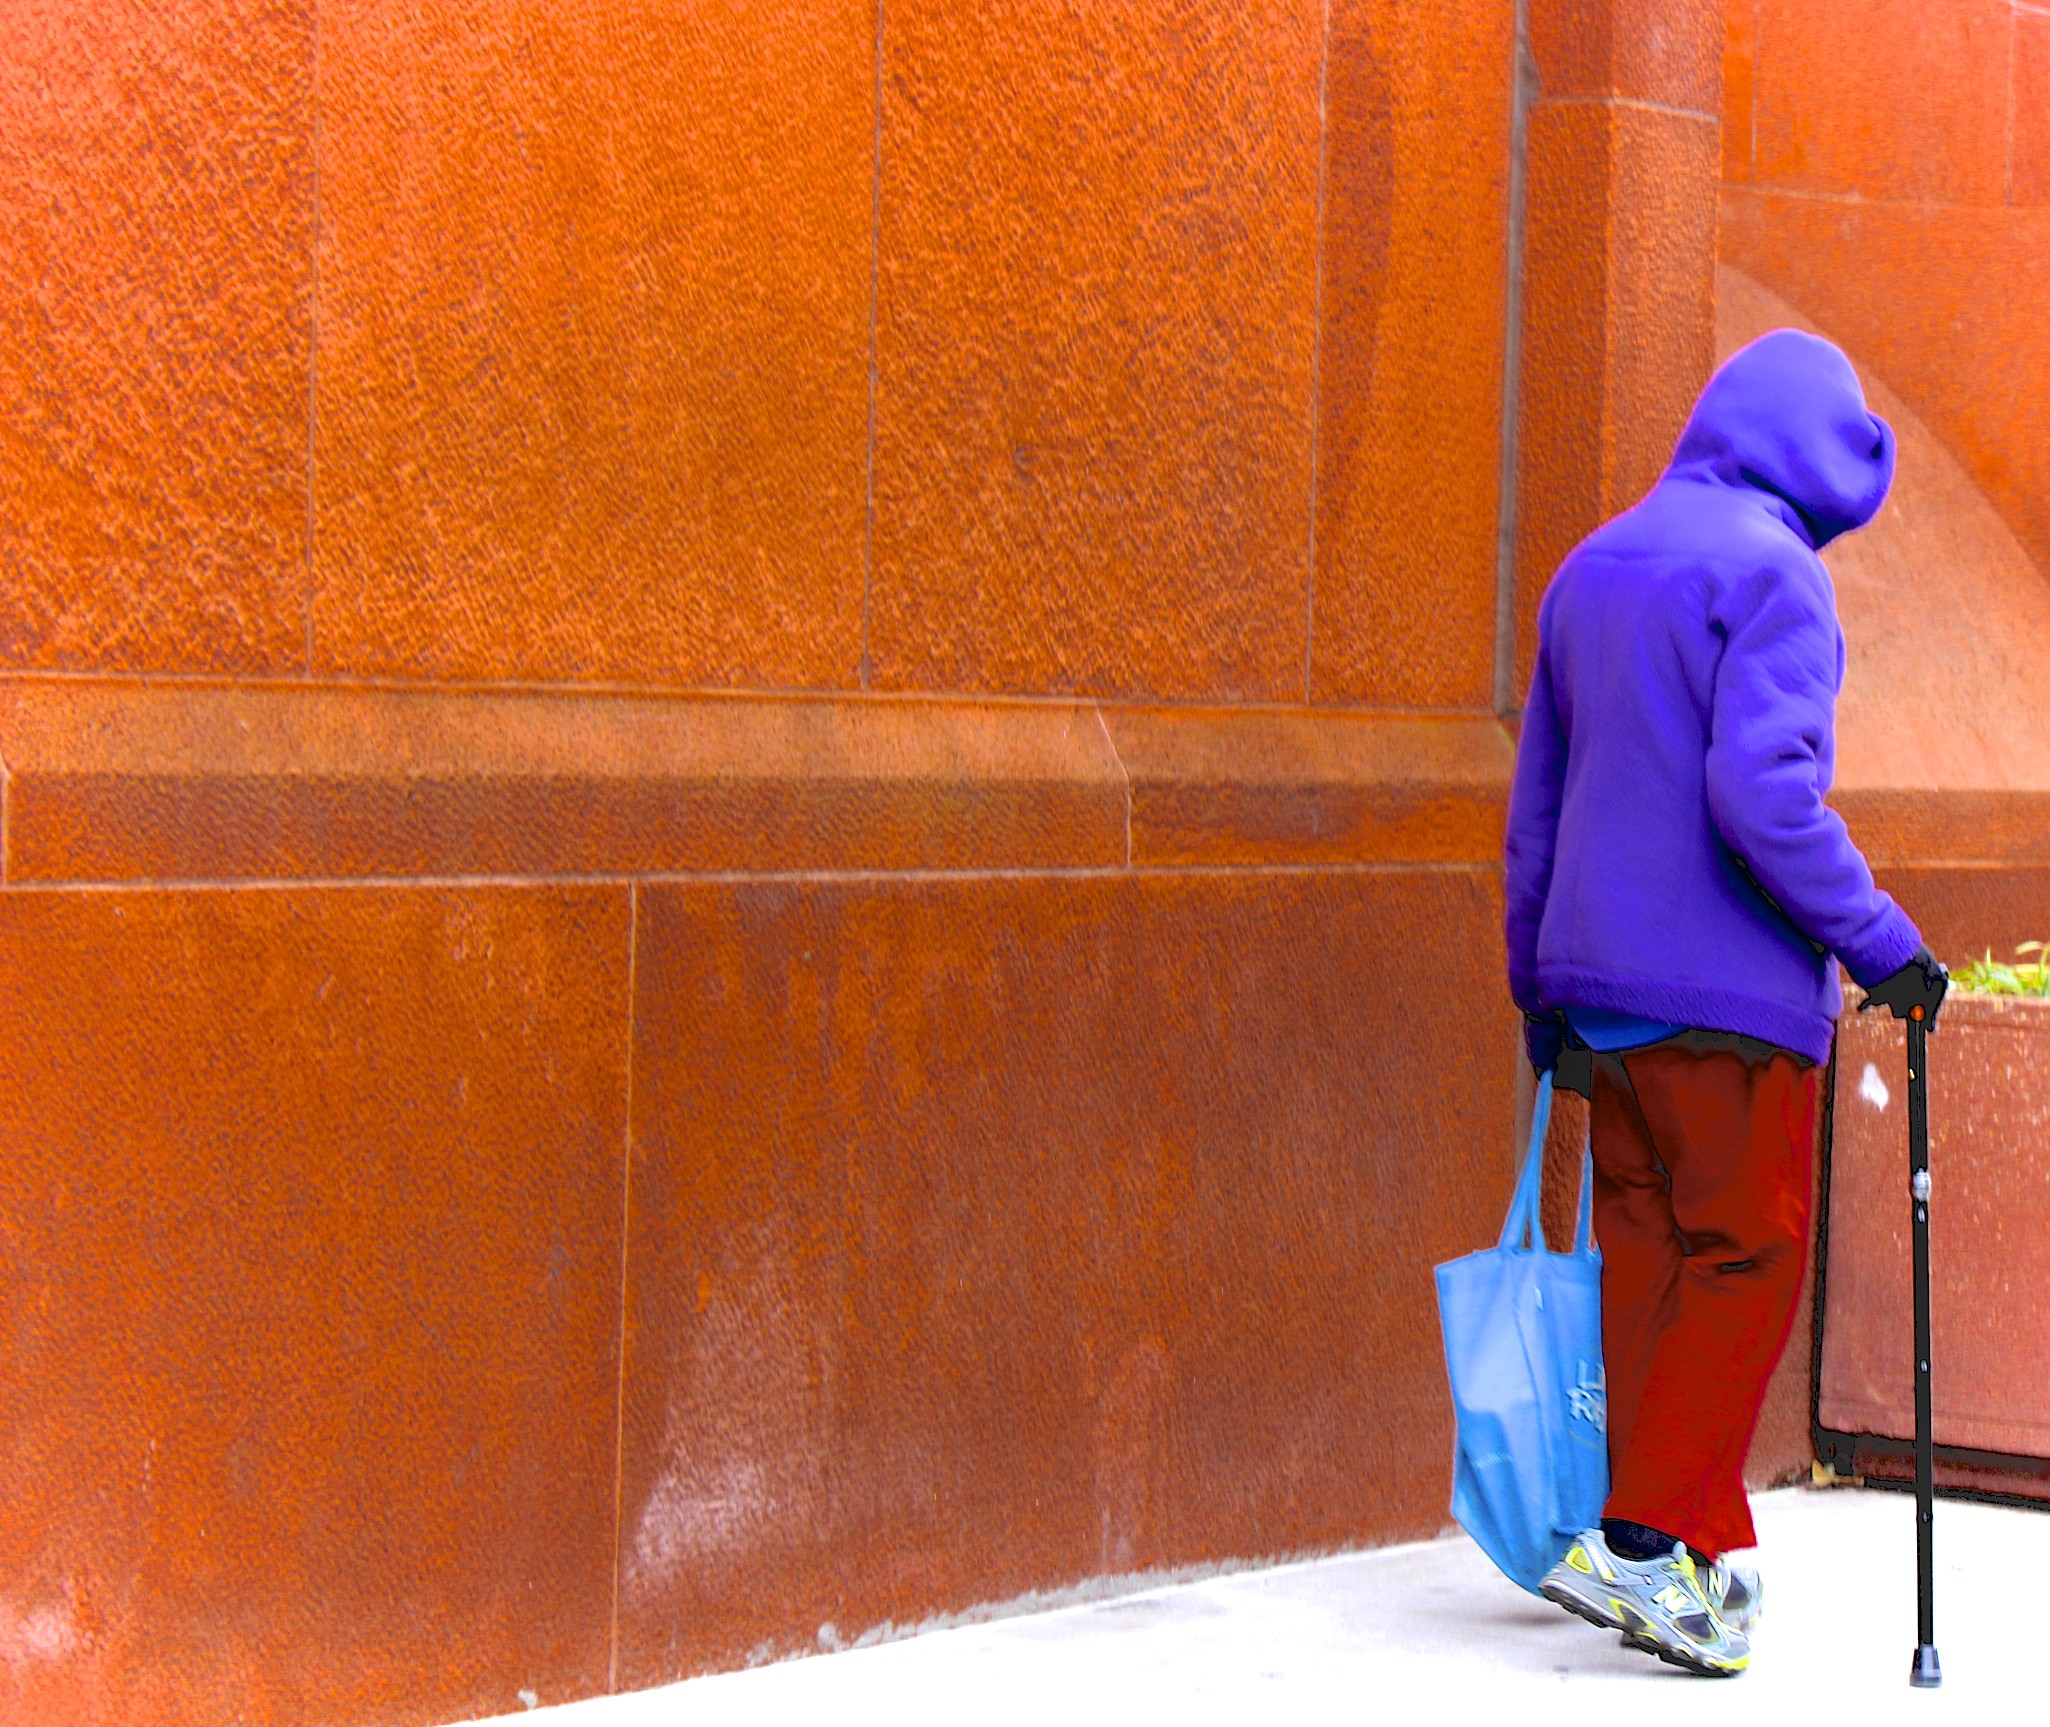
478;1487;2042;1726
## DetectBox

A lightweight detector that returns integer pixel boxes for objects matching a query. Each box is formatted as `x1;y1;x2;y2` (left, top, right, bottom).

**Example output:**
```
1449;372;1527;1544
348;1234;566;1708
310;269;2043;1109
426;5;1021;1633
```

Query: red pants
1591;1036;1817;1557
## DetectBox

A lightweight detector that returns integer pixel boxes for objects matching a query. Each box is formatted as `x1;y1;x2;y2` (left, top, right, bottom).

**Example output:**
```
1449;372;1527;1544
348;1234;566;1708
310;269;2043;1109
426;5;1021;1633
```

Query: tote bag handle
1499;1068;1596;1255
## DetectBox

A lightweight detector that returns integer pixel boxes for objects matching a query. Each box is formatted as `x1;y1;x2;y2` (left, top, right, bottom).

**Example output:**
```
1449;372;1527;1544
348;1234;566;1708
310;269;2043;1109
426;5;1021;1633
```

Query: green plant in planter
1950;942;2050;997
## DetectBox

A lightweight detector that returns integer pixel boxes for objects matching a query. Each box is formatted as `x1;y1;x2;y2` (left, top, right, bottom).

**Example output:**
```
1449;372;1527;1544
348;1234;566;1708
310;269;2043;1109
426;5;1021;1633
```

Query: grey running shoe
1704;1558;1763;1633
1541;1530;1751;1677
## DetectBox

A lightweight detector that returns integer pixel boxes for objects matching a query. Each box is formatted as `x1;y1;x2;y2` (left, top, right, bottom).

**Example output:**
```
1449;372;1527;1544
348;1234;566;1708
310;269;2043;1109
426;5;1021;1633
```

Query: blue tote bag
1434;1070;1608;1592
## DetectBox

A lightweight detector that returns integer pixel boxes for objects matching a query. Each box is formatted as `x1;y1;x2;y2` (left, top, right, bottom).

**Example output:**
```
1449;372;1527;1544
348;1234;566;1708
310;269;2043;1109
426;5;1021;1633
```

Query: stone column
1503;0;1725;707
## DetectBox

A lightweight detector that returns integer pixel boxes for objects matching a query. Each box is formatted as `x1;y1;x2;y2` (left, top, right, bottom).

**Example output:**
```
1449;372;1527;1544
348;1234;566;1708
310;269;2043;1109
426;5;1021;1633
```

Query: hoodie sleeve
1504;648;1567;1014
1705;556;1921;986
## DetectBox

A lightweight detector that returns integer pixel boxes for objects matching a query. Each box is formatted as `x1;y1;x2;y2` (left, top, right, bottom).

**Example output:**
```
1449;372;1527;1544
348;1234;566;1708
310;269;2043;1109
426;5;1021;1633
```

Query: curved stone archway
1718;265;2050;942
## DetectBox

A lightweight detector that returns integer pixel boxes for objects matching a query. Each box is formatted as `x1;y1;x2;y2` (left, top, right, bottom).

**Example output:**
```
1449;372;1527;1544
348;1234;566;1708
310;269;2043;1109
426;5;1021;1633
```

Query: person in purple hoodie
1505;330;1948;1677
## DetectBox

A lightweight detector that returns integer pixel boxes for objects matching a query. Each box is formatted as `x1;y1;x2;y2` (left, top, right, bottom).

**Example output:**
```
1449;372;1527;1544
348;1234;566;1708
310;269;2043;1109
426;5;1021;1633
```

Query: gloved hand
1861;944;1950;1029
1524;1011;1564;1075
1524;1011;1594;1097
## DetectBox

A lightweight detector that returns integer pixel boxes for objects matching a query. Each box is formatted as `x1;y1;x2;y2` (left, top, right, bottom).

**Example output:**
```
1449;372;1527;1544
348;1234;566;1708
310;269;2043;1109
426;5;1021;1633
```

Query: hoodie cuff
1840;908;1924;991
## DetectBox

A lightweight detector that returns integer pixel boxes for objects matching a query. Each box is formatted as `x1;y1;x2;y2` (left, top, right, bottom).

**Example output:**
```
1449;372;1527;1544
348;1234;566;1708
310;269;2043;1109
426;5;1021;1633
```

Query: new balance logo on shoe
1653;1582;1695;1615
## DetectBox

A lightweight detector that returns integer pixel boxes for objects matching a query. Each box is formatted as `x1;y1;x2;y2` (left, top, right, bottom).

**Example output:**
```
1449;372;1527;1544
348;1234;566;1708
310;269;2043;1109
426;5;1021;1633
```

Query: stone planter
1816;993;2050;1499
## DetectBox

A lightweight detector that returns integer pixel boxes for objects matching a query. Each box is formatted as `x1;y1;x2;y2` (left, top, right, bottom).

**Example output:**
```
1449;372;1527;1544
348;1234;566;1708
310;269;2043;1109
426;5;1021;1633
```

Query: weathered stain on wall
614;870;1513;1683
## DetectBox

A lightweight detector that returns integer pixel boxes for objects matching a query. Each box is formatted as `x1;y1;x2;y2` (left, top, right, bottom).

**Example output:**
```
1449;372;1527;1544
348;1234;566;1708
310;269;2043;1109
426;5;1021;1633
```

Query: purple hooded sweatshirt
1504;329;1922;1066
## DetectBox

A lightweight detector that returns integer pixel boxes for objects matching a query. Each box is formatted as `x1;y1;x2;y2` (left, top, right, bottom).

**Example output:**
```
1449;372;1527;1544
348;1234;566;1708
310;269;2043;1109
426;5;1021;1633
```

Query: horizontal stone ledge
0;681;1517;884
1102;707;1514;867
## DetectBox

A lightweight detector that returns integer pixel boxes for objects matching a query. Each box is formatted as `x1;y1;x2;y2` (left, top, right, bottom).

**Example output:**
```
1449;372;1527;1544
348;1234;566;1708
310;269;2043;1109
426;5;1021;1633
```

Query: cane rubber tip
1909;1644;1943;1688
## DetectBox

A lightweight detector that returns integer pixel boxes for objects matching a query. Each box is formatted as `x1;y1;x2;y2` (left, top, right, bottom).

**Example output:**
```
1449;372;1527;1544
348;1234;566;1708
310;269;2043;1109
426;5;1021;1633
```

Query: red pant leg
1592;1041;1816;1557
1587;1056;1682;1494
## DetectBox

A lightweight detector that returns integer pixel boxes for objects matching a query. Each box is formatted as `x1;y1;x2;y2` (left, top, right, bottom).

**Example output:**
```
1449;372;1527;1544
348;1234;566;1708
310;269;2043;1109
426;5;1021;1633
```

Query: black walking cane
1860;958;1950;1689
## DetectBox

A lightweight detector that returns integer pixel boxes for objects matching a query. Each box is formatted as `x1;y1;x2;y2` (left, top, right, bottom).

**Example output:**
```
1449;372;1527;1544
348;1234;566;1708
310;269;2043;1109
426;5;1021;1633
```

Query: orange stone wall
1;1;2040;1722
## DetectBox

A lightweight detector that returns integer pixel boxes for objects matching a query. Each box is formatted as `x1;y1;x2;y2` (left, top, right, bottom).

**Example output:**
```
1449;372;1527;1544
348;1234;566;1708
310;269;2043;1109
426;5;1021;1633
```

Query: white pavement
474;1487;2044;1727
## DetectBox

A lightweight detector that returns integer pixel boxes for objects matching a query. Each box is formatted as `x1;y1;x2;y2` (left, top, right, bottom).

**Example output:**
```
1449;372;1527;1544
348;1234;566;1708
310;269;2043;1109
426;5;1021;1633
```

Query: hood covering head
1667;329;1895;548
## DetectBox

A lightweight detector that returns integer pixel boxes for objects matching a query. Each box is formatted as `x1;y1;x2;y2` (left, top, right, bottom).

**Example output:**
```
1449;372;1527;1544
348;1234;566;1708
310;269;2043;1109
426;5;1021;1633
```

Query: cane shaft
1908;1014;1936;1654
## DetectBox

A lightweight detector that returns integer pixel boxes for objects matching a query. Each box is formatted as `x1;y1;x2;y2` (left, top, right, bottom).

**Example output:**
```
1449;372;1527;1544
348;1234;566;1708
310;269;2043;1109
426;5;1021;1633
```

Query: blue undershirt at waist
1563;1006;1686;1052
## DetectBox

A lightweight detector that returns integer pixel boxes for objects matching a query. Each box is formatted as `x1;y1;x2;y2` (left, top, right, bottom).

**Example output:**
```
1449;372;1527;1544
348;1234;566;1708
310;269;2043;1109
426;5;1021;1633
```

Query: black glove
1524;1011;1594;1098
1860;944;1950;1029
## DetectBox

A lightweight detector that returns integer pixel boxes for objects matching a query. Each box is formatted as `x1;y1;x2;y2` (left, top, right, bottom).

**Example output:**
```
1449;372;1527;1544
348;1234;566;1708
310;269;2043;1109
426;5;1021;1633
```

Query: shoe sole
1614;1607;1747;1679
1542;1580;1623;1633
1544;1582;1745;1678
